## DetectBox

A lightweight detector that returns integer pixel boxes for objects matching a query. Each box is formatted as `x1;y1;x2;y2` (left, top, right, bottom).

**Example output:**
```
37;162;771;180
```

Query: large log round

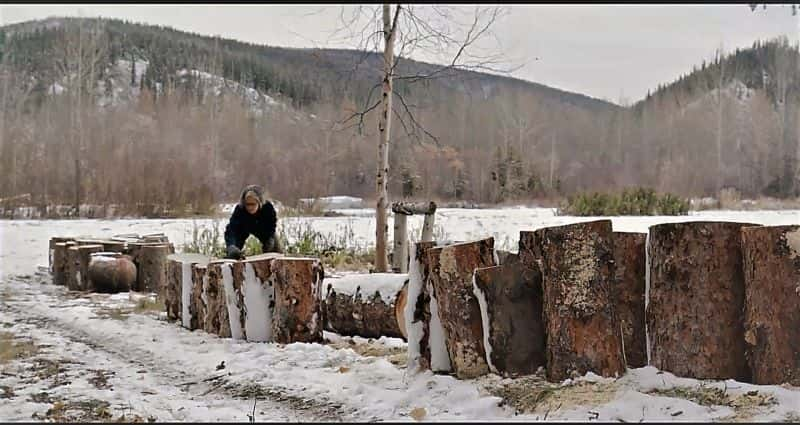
473;253;545;377
647;221;757;381
191;264;209;331
52;241;76;286
135;244;172;294
88;254;137;293
67;244;104;291
166;253;210;326
405;241;443;373
323;273;407;340
232;254;283;342
427;237;496;379
612;232;647;368
270;258;324;344
532;220;625;382
204;260;235;337
49;237;74;272
741;225;800;385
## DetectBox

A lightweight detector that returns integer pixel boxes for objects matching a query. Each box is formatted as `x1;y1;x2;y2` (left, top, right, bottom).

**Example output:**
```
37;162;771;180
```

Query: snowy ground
1;207;800;422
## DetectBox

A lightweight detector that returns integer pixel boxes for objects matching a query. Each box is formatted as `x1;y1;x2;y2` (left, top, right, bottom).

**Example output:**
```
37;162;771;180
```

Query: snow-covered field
1;207;799;422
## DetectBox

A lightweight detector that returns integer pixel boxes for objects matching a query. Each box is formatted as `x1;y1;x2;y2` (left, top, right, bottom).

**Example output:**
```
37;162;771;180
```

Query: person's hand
226;245;245;260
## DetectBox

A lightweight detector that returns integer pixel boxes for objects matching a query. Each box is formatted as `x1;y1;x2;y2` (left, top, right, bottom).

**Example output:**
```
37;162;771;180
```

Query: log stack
741;225;800;386
647;221;757;381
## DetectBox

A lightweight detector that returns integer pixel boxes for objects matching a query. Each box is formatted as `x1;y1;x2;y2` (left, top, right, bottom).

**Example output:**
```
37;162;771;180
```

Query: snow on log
612;232;647;368
741;225;800;385
528;220;625;382
166;253;210;327
405;241;437;373
427;237;496;379
270;257;324;344
88;253;136;293
647;221;757;381
322;272;407;339
204;260;236;337
232;253;283;342
134;244;173;293
472;253;545;377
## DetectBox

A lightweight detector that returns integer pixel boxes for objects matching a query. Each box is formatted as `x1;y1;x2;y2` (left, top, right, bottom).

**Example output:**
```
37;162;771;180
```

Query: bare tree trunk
375;4;399;272
716;47;725;192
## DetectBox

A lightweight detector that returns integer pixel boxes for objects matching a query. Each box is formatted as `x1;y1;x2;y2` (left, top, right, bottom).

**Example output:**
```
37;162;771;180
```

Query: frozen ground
1;207;799;422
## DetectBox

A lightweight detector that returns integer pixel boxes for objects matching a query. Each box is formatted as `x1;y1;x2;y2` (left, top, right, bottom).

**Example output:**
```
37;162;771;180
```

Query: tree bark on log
68;244;104;291
88;254;136;293
612;232;647;368
204;260;236;337
135;244;172;294
405;241;444;373
741;225;800;385
473;253;545;377
532;220;625;382
191;264;208;331
66;245;80;290
427;237;496;379
647;221;757;381
165;254;210;327
53;241;76;286
270;258;324;344
322;273;407;339
232;253;283;342
49;237;74;272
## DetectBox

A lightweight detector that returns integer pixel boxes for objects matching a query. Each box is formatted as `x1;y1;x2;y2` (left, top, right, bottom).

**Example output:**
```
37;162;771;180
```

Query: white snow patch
181;262;192;328
242;262;273;342
405;243;425;373
326;273;407;305
427;275;451;372
221;262;244;340
472;270;496;374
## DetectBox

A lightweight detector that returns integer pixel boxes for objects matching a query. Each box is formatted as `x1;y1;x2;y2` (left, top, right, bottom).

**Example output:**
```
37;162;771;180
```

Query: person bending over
224;184;282;260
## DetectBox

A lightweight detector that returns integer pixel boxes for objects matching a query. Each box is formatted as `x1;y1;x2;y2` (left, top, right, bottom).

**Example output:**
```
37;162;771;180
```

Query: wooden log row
169;253;324;344
322;273;408;340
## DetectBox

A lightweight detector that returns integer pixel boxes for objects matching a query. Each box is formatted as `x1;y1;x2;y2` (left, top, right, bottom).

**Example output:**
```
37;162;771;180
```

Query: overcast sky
2;4;798;104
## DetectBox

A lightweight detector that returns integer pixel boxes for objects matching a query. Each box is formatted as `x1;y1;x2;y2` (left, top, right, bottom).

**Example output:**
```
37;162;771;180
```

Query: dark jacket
224;185;278;251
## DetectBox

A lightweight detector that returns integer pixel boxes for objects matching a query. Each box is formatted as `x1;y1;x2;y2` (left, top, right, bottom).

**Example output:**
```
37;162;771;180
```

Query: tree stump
232;253;283;342
473;253;545;377
88;253;137;293
204;260;236;337
135;244;172;294
647;221;757;381
66;245;80;290
533;220;625;382
52;241;76;286
323;273;407;339
166;253;210;327
427;237;496;379
191;264;209;331
741;225;800;385
270;258;324;344
612;232;647;368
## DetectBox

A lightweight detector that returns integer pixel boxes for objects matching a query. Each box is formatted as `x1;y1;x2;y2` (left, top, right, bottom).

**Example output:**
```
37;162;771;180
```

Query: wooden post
427;237;496;379
612;232;647;368
647;221;757;381
52;241;76;286
473;253;545;377
392;213;408;273
421;213;435;242
527;220;625;382
270;257;324;344
741;225;800;385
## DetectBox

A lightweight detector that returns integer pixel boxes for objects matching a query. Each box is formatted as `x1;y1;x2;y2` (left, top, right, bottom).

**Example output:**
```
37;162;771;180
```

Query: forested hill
0;17;798;216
